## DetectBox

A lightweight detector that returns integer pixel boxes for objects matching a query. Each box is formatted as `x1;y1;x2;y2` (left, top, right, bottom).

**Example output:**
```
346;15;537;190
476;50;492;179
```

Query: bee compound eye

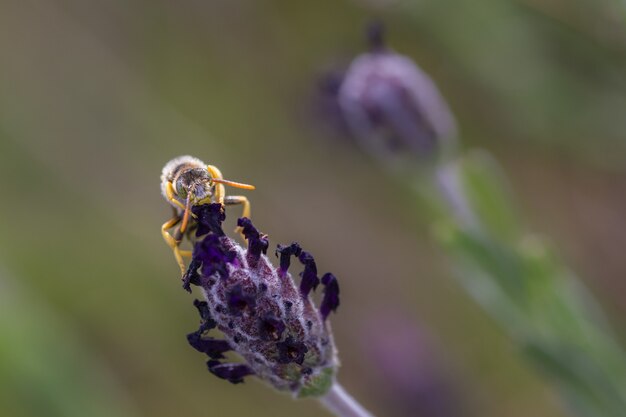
175;180;187;197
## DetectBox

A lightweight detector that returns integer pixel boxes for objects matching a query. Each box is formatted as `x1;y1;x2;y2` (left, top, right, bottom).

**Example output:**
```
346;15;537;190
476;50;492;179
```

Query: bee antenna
212;178;256;190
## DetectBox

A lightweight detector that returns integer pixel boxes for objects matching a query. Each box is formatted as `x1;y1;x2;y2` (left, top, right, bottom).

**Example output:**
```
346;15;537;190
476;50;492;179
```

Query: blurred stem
412;151;626;417
433;161;478;230
319;383;376;417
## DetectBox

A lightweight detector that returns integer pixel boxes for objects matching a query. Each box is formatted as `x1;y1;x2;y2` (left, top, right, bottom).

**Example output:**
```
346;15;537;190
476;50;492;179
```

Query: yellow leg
166;181;186;211
207;165;226;204
225;195;251;219
225;195;251;237
161;215;191;275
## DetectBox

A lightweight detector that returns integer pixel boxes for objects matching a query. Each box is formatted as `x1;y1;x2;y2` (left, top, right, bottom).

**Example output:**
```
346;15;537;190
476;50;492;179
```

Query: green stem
319;383;376;417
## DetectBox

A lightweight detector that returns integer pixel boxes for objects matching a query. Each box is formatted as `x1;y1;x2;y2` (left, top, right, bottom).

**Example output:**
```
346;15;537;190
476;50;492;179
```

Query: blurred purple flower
360;311;463;417
336;23;457;160
182;204;340;396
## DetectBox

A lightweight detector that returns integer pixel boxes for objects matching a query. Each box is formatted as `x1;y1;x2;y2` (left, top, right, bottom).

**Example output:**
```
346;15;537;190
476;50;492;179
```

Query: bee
161;155;255;275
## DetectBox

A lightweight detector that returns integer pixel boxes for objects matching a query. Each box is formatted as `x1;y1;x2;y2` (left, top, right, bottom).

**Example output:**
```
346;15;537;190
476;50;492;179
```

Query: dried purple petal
237;217;269;260
182;257;202;293
276;242;302;277
277;337;309;365
298;251;320;296
193;299;217;331
187;332;232;359
195;234;237;280
192;203;226;237
207;360;254;384
258;315;286;341
227;285;256;315
320;273;340;320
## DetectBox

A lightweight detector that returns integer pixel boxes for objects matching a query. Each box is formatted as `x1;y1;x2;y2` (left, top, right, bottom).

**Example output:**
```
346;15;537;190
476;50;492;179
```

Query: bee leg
206;165;226;204
224;195;251;238
161;215;189;275
166;182;186;210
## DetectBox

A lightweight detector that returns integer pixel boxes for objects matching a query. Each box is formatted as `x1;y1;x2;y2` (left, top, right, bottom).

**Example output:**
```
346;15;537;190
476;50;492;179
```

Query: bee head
174;168;215;234
175;168;214;204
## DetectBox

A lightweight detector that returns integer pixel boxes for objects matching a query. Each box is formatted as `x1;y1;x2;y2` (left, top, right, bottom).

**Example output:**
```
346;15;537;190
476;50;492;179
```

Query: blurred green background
1;0;625;416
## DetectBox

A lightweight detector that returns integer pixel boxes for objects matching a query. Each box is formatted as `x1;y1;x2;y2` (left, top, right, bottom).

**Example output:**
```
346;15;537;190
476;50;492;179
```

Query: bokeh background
1;0;626;416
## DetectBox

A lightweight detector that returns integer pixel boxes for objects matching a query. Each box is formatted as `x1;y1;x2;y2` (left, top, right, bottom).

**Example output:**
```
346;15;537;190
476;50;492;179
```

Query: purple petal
237;217;269;260
187;332;232;359
182;257;202;292
298;251;320;297
275;242;302;278
193;299;216;331
192;203;226;237
320;273;340;320
194;234;237;280
207;360;254;384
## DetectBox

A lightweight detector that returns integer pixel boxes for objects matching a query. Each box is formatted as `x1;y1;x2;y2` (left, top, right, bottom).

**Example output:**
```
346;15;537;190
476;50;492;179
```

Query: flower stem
433;161;477;230
319;383;376;417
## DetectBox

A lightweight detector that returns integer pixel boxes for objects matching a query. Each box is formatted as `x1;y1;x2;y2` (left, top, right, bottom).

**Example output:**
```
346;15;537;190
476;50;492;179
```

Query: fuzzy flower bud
338;22;457;158
182;204;339;397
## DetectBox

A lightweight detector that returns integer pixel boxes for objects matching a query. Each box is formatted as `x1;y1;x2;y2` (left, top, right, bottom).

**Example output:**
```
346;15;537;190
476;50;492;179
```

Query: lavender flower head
338;22;457;160
183;204;339;397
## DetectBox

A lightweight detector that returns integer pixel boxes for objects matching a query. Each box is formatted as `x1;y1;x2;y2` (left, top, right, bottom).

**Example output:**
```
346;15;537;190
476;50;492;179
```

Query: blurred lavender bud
338;22;457;162
360;312;462;417
182;204;339;397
